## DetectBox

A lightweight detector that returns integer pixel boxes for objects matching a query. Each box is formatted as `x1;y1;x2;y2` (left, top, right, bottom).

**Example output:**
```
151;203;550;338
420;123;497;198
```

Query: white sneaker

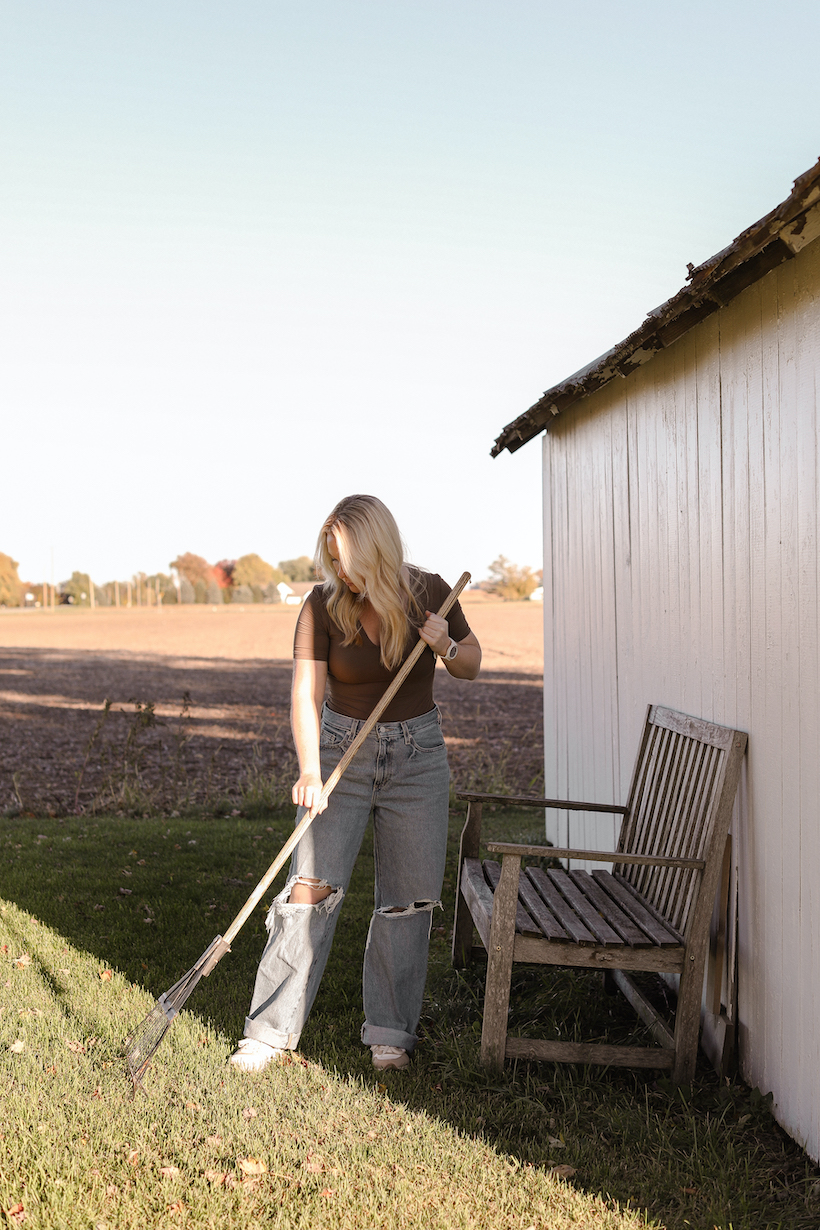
229;1038;285;1072
371;1044;410;1070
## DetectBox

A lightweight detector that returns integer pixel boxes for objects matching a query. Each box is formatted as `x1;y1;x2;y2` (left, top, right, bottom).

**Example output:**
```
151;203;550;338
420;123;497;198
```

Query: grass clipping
1;899;643;1230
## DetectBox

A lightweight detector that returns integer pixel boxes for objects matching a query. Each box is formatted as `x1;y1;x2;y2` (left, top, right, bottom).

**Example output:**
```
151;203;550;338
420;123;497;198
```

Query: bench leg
672;953;705;1084
479;854;520;1070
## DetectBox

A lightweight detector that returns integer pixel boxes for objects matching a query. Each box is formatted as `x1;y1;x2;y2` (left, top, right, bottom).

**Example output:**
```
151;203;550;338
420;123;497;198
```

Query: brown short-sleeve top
293;571;471;722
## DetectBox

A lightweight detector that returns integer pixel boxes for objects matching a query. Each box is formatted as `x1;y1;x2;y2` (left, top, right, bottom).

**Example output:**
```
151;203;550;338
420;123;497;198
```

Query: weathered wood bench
452;705;747;1083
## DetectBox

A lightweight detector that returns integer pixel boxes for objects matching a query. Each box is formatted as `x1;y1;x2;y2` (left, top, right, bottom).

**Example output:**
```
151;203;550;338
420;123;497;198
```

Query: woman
230;494;481;1072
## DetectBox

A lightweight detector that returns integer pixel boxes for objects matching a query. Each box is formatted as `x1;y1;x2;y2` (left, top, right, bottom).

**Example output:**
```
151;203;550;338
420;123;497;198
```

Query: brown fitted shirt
293;571;471;722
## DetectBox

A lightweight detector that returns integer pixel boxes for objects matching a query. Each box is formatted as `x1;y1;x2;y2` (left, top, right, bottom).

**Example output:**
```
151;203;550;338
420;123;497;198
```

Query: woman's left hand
419;610;451;657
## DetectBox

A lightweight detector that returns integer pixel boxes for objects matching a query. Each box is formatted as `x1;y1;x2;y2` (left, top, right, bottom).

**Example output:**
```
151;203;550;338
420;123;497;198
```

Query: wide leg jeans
244;705;450;1054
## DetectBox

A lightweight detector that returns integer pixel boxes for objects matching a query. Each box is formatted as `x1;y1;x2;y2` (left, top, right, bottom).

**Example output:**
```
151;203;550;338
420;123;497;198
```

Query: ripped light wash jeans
244;704;450;1055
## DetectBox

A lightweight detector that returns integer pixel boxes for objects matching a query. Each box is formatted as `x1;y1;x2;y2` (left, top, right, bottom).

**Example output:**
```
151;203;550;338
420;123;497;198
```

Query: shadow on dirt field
0;648;544;814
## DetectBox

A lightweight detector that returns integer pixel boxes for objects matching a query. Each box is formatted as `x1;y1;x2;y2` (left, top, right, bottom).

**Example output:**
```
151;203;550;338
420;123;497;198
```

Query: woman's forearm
443;636;482;680
290;659;329;814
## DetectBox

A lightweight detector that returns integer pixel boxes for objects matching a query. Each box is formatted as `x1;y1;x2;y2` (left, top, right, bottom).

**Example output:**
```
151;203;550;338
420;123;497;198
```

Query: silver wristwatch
438;638;459;662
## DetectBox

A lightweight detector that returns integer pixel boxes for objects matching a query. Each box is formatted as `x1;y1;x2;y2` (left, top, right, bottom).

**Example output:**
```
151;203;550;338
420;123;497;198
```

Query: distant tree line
0;549;542;607
0;551;317;608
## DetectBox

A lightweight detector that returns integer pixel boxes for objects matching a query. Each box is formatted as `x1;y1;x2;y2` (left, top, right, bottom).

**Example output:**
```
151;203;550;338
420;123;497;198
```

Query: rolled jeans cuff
360;1022;417;1053
243;1019;300;1051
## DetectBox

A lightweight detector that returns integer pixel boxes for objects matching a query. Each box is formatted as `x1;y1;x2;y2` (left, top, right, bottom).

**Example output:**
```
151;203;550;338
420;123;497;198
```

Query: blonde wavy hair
315;495;424;671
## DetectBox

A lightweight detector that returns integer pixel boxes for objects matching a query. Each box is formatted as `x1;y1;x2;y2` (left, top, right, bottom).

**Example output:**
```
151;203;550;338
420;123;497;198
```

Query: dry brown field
0;598;544;814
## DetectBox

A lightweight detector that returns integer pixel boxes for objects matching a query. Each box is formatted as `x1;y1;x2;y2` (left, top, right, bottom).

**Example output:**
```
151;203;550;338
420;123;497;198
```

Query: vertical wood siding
541;236;820;1160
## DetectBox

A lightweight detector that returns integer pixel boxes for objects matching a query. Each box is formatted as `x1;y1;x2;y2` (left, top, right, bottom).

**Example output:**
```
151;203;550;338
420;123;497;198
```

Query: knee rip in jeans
376;899;443;916
265;875;344;925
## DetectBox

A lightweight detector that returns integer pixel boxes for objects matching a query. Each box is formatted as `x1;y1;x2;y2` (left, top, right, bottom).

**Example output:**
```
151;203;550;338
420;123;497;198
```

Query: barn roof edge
492;158;820;458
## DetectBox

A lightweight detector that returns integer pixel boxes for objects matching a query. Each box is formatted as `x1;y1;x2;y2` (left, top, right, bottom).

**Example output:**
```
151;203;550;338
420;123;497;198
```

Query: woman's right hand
292;771;328;818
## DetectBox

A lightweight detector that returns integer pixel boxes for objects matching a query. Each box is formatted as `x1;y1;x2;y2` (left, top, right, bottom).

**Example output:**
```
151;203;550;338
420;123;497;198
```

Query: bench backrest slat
615;706;746;938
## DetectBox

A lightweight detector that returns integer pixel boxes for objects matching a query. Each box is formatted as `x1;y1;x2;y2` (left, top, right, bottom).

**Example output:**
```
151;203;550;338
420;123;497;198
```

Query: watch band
438;638;459;662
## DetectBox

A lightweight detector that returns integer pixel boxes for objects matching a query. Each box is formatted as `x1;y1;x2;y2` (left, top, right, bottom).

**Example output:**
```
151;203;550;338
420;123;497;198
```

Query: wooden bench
452;705;747;1083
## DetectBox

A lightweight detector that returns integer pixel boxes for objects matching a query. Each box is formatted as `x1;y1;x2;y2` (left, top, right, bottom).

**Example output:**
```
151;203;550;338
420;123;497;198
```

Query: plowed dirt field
0;599;544;815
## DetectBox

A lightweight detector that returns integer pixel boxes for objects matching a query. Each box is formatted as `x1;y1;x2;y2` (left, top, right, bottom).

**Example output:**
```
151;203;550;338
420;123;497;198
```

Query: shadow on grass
3;805;819;1230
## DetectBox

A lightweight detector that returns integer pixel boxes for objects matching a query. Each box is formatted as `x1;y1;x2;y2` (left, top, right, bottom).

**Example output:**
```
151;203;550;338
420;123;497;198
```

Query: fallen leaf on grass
550;1164;577;1180
105;1185;119;1198
9;1040;25;1054
205;1135;222;1147
167;1200;186;1216
303;1153;327;1174
127;1150;139;1165
13;954;31;968
682;1186;699;1195
238;1157;267;1176
117;888;132;897
99;970;113;982
241;1106;257;1120
66;1040;86;1054
547;1134;566;1148
204;1170;228;1186
5;1203;25;1224
185;1101;201;1113
45;1066;57;1076
321;1188;336;1198
160;1166;181;1180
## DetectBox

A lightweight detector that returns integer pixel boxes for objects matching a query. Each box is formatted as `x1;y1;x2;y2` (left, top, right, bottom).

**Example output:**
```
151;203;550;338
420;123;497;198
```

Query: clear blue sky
2;1;819;588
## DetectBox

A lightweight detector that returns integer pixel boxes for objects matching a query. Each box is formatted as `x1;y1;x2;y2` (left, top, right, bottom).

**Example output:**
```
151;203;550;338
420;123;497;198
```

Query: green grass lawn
2;805;818;1229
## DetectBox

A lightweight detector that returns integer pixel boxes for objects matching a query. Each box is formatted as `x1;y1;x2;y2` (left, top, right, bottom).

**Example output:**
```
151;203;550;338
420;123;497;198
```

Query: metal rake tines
125;935;230;1085
125;1000;174;1083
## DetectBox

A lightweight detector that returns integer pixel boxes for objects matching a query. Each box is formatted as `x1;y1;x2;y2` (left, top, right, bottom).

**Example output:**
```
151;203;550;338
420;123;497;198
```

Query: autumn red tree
169;552;214;588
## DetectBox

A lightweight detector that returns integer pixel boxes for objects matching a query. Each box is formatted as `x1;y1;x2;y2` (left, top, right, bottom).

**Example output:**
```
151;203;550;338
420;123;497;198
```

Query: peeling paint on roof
492;158;820;457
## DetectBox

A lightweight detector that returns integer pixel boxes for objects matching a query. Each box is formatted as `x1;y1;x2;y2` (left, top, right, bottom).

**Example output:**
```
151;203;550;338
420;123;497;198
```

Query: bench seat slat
516;875;572;941
568;870;653;947
525;867;597;945
483;861;542;938
591;871;682;946
546;869;623;946
461;858;494;949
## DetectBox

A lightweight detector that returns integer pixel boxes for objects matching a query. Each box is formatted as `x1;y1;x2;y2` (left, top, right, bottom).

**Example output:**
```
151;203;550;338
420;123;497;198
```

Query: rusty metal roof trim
492;158;820;457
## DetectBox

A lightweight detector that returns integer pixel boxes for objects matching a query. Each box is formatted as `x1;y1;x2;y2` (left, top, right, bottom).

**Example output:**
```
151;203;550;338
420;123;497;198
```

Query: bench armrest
456;791;628;816
485;841;706;871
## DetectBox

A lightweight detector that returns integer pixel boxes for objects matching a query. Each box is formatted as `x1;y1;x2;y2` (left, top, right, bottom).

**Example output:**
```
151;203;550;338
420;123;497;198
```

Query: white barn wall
541;235;820;1159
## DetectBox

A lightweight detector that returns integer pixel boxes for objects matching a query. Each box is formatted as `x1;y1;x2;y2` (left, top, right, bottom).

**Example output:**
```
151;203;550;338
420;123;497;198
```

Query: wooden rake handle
222;571;471;946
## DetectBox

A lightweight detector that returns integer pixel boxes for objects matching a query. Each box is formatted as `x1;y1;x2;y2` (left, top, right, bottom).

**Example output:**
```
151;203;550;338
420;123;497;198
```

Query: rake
125;571;471;1088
